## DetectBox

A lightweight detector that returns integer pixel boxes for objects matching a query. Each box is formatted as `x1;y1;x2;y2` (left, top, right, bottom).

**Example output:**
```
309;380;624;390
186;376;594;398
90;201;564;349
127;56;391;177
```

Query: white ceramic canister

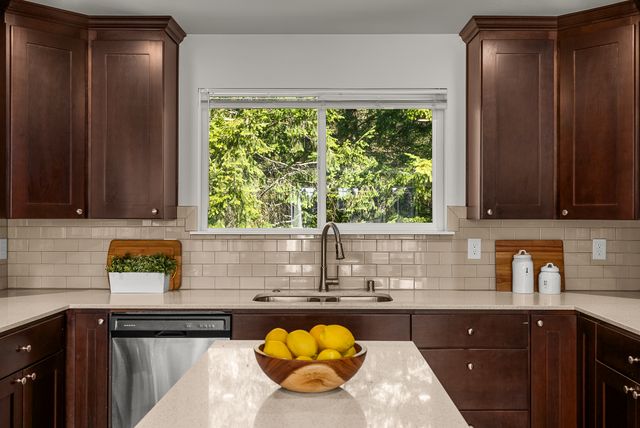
512;249;534;294
538;262;561;294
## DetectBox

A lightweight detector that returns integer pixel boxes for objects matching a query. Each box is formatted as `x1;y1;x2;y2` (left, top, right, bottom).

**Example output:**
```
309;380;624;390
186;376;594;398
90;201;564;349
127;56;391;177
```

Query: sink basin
252;291;393;303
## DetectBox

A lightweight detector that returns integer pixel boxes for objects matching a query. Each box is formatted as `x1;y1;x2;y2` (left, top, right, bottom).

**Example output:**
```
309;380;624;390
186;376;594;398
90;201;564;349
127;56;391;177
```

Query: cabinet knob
628;356;640;365
97;318;105;325
467;362;474;371
76;208;83;215
623;385;638;394
561;209;568;216
17;344;31;353
151;208;159;215
25;372;36;381
537;320;544;327
12;377;26;385
486;209;493;216
467;328;474;336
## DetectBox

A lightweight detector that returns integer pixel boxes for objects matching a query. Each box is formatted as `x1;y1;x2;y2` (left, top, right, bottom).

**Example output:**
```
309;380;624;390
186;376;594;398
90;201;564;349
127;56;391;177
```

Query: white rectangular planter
108;272;170;294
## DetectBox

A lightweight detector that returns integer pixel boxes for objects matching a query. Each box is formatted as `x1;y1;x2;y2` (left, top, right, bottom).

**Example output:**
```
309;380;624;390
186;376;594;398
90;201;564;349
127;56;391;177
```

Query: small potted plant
107;253;177;293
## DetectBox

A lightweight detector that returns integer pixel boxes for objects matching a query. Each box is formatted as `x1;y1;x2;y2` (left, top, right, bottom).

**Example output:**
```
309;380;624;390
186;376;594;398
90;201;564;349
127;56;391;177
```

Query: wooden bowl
254;343;367;393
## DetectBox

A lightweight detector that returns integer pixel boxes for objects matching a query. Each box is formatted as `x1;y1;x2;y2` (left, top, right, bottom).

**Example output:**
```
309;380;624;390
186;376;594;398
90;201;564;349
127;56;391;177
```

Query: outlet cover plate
592;239;606;260
468;239;481;260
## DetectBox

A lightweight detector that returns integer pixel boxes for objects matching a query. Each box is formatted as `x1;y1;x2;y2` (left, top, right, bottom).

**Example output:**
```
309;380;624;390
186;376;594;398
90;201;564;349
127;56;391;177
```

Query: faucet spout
319;222;344;292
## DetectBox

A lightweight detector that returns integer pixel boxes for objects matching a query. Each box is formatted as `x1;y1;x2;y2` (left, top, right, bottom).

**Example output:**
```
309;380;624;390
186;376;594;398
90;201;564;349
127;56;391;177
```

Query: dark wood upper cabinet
461;20;557;219
558;15;637;219
89;25;181;219
531;313;578;428
1;1;184;220
4;5;87;218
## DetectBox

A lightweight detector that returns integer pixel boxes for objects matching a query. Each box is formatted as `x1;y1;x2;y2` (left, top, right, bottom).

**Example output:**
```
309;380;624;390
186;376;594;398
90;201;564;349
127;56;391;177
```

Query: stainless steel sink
252;291;393;303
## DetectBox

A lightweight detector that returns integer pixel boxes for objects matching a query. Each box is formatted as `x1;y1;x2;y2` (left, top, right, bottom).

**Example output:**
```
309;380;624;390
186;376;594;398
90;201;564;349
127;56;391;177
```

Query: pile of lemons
263;324;356;361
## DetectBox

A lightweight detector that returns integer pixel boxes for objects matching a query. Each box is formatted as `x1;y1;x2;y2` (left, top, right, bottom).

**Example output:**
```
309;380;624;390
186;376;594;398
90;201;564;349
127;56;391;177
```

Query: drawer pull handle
25;372;36;381
467;328;474;336
17;345;32;353
12;377;26;385
537;320;544;327
467;362;474;371
623;385;639;394
628;356;640;365
98;318;105;325
634;391;640;400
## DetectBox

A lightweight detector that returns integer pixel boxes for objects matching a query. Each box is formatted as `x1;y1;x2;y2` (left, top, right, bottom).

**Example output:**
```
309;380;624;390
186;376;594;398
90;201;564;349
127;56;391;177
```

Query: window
199;90;446;234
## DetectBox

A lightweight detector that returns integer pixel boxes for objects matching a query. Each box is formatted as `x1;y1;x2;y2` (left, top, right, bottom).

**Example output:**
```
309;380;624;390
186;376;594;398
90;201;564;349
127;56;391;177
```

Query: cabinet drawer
460;410;529;428
232;313;410;341
0;315;65;379
421;349;529;410
412;314;529;349
597;324;640;383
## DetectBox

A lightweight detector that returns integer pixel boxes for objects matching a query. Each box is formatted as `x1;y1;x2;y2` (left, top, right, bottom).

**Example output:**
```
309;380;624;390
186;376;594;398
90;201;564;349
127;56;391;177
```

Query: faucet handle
366;280;376;293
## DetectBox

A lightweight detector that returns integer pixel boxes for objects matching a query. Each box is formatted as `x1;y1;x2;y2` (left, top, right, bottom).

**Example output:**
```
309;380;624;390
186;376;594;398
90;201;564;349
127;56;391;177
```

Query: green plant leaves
106;253;177;275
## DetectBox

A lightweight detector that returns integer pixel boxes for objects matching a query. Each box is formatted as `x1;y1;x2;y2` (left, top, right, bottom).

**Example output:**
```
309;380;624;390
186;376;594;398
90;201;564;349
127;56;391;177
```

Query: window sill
189;229;456;236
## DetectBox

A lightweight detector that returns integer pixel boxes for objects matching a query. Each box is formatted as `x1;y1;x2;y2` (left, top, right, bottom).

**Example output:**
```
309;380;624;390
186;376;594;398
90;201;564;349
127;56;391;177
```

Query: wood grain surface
107;240;182;290
254;343;366;393
495;240;564;292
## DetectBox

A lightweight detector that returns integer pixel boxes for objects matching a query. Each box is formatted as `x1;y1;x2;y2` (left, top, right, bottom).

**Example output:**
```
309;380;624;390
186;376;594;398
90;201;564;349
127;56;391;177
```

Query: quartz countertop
1;288;640;336
135;340;469;428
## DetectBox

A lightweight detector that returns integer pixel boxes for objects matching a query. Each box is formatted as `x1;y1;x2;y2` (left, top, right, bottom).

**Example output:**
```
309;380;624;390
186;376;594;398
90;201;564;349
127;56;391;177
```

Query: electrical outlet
467;239;481;260
592;239;606;260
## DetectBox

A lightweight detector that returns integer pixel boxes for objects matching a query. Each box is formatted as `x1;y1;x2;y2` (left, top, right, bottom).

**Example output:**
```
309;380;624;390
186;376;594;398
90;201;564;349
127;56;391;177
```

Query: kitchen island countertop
135;340;469;428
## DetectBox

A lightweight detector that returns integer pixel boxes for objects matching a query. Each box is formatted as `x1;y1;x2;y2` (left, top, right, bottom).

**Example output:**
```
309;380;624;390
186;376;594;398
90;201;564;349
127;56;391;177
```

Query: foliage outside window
202;90;445;233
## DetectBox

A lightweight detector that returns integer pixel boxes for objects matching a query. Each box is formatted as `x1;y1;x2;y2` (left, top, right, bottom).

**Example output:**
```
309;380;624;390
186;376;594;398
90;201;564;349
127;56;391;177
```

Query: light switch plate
467;239;481;260
592;239;606;260
0;239;6;260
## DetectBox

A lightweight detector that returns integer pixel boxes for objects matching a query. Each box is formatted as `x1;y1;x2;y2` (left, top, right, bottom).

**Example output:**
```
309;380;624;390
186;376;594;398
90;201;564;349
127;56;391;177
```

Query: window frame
196;89;447;235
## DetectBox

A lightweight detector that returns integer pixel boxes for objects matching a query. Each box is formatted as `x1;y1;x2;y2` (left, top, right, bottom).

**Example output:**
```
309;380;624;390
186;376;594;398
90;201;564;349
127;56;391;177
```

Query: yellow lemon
296;356;313;361
342;346;356;358
286;330;318;357
265;327;288;343
263;340;292;360
317;349;342;360
319;325;355;353
309;324;326;346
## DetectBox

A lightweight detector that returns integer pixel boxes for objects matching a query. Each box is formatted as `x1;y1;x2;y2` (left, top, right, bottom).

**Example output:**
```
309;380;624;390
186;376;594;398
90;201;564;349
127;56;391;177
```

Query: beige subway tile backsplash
3;206;640;291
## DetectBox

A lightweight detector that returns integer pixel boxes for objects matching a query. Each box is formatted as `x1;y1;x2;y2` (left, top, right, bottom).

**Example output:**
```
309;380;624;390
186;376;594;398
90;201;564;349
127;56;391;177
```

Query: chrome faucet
319;222;345;292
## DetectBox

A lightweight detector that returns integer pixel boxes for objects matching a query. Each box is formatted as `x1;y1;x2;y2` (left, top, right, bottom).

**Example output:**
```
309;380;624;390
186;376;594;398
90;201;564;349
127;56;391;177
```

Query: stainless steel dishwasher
110;312;231;428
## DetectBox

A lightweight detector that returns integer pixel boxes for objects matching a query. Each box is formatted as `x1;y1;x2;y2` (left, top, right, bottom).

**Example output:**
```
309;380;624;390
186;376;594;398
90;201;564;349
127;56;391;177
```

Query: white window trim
195;88;449;235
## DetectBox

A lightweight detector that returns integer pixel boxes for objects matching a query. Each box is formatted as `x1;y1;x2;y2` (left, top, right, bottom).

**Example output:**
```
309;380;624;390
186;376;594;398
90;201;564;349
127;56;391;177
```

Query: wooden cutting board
107;240;182;290
495;240;564;292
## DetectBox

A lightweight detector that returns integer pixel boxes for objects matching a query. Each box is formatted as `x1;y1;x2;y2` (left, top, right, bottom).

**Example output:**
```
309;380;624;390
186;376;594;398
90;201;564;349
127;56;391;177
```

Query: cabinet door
595;362;639;428
66;311;109;428
90;40;165;219
578;316;597;428
9;26;86;218
232;313;410;341
558;23;635;219
23;351;64;428
0;371;23;428
480;39;555;219
531;314;578;427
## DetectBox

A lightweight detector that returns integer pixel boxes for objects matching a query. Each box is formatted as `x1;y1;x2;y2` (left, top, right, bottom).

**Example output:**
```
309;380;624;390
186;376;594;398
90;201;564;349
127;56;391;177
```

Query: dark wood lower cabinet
460;410;529;428
23;351;65;428
596;362;640;428
579;316;597;428
66;310;110;428
0;371;23;428
232;313;411;340
531;314;578;428
420;349;529;410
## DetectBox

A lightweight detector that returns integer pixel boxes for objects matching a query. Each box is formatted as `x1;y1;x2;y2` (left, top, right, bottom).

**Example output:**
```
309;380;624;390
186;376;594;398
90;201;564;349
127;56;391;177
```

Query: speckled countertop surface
135;340;469;428
1;288;640;335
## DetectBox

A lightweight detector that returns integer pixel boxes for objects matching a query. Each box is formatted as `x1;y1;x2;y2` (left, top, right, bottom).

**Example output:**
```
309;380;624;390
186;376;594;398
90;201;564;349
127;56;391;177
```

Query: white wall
178;34;466;207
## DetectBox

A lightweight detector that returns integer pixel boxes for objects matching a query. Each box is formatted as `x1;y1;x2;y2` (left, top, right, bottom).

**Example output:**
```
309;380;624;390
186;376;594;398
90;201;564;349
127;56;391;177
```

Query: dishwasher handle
155;331;188;338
